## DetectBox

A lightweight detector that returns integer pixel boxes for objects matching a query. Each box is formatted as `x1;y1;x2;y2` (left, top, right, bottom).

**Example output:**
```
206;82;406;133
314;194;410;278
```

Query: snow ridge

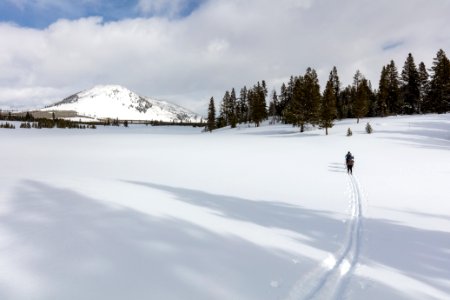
285;174;364;300
41;85;201;122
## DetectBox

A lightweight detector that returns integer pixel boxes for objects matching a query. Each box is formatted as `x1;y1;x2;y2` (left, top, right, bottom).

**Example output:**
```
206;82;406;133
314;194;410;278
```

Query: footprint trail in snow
285;175;364;300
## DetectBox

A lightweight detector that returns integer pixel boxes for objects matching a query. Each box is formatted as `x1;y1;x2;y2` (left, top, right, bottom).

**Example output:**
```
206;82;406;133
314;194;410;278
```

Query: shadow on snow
376;120;450;151
0;180;449;299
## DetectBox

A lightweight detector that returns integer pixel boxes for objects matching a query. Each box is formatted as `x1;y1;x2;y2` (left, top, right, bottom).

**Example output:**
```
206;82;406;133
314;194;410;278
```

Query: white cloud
0;87;62;110
206;38;229;55
136;0;190;18
285;0;313;9
0;0;449;114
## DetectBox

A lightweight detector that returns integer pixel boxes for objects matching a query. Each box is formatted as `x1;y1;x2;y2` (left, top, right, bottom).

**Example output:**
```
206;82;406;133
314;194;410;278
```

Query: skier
345;151;354;174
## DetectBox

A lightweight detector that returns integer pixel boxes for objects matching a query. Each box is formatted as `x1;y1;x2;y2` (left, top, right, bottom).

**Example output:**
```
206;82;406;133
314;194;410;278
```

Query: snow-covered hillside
0;114;449;300
41;85;201;122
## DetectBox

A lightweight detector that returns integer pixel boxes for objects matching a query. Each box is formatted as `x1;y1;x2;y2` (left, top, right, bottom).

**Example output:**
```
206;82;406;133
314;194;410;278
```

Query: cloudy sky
0;0;449;114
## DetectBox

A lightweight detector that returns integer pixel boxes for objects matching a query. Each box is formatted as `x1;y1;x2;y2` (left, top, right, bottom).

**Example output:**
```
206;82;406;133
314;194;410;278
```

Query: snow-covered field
0;114;449;300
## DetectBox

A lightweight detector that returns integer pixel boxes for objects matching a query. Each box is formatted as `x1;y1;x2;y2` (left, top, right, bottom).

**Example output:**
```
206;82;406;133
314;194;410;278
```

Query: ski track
285;175;364;300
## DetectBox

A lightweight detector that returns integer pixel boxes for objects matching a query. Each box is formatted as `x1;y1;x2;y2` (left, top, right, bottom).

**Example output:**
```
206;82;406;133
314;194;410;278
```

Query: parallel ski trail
285;175;364;300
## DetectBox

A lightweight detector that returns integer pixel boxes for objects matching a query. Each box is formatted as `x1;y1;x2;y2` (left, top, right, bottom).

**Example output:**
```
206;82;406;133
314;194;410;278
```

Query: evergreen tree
237;86;248;123
206;97;216;132
368;86;378;117
25;111;34;121
377;66;389;117
285;68;320;132
330;67;342;119
229;88;238;128
218;90;230;127
261;80;268;99
428;49;450;113
339;85;353;118
282;76;295;123
249;82;267;127
279;82;290;123
302;68;321;126
274;90;283;118
268;90;279;124
223;90;232;125
278;83;288;110
319;72;338;135
284;76;304;130
418;62;430;113
386;60;401;114
246;86;254;123
365;122;373;134
353;70;370;123
401;53;420;114
347;127;353;136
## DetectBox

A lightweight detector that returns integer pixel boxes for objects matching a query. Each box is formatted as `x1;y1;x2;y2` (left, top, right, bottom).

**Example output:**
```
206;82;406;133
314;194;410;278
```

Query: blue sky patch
0;0;205;28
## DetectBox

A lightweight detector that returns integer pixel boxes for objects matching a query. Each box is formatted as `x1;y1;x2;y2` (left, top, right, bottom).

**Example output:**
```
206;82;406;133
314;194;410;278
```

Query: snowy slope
0;114;449;300
41;85;201;122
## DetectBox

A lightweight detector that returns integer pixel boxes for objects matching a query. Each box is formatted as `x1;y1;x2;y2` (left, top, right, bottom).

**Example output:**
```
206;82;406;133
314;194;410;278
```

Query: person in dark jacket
345;151;354;174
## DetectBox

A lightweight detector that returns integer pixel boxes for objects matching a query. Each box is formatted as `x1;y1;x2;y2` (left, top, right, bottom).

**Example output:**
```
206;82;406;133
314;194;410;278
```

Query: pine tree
353;70;369;123
283;76;295;123
303;68;321;127
285;68;320;132
284;76;303;129
418;62;430;114
279;82;289;123
365;122;373;134
401;53;420;114
268;90;279;124
237;86;248;123
320;72;338;135
261;80;268;99
378;66;389;116
428;49;450;113
246;86;254;124
339;85;353;118
347;127;353;136
330;67;342;119
223;90;232;125
367;81;378;117
229;88;238;128
386;60;401;114
218;90;231;127
206;97;216;132
249;82;267;127
25;111;34;121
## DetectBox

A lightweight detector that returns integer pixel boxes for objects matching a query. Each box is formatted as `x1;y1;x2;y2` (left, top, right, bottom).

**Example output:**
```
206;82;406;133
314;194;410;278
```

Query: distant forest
206;49;450;134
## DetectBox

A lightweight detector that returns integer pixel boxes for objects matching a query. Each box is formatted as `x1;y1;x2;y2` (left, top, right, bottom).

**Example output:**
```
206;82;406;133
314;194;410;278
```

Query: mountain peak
42;85;201;122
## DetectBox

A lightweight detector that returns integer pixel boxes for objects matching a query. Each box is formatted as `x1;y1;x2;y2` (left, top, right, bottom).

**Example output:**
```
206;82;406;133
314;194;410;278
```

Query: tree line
0;112;97;129
206;49;450;134
0;112;205;128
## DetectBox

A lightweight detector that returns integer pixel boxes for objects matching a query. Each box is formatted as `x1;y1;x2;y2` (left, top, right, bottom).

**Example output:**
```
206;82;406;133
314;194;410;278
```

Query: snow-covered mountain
41;85;201;122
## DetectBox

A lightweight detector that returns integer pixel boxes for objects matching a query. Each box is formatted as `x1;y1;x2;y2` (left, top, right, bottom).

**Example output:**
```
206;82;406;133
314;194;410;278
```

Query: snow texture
41;85;201;122
0;113;449;300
